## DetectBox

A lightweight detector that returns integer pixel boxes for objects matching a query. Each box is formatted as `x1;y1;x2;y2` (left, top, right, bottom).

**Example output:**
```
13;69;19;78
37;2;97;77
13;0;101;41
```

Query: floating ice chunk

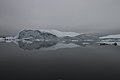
0;38;5;42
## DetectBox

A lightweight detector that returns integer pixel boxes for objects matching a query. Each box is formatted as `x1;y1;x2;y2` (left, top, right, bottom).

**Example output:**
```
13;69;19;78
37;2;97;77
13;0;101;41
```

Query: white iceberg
0;37;5;42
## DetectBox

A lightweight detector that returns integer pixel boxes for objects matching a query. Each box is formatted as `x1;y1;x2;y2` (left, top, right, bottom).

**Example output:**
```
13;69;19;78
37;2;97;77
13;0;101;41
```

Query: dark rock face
113;42;117;46
75;34;99;41
60;34;99;42
42;32;57;40
17;30;58;41
99;43;109;45
61;36;75;42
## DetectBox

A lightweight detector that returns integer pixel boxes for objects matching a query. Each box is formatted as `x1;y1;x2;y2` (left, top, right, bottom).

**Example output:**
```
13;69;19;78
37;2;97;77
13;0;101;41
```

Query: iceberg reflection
17;41;57;50
16;40;97;50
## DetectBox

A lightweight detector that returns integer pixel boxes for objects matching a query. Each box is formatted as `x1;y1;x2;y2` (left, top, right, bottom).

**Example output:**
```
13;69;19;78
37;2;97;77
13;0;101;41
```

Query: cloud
0;0;120;34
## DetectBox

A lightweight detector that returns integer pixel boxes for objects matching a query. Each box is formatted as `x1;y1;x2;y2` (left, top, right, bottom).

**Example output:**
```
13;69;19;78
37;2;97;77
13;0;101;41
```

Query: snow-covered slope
100;34;120;39
39;29;80;37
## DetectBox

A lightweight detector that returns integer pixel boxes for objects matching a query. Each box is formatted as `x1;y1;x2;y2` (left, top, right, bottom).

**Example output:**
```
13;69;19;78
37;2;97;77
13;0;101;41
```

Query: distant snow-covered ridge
100;34;120;39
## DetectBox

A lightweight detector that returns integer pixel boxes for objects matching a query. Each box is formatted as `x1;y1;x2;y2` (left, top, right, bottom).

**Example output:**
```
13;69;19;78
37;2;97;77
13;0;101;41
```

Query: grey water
0;42;120;80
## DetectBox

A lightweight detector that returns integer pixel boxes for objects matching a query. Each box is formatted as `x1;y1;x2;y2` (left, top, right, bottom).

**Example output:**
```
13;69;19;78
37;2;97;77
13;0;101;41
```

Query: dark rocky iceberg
17;30;58;41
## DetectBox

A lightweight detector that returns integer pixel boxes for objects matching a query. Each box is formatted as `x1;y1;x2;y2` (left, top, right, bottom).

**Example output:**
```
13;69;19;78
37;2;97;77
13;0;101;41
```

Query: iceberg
15;29;80;38
0;37;5;42
15;29;58;41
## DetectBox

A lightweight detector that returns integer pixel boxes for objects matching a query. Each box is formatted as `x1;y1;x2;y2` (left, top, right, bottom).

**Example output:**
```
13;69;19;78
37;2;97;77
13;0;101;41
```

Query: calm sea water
0;42;120;80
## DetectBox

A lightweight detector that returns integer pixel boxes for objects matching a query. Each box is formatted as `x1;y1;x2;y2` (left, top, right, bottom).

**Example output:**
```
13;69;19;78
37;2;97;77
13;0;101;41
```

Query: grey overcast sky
0;0;120;35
